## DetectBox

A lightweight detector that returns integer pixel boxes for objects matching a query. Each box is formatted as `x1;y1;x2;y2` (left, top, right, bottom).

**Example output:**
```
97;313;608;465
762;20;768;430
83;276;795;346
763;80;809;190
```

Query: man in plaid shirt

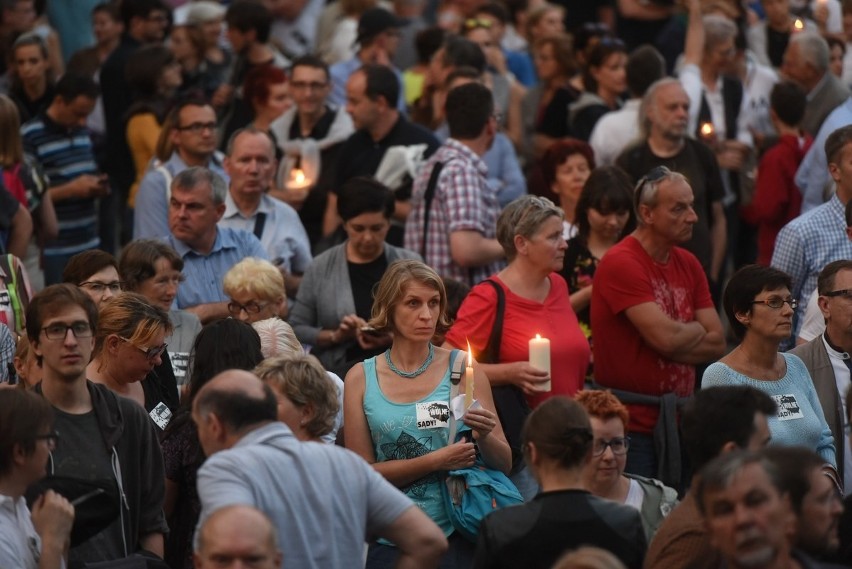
404;82;505;285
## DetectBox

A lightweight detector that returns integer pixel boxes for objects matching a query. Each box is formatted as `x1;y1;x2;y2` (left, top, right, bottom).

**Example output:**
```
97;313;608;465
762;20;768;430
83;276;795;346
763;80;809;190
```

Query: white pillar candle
529;334;551;392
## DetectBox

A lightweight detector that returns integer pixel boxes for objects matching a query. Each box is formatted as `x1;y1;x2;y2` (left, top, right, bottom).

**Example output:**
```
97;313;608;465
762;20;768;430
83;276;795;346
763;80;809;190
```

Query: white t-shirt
798;289;825;343
0;494;54;569
624;478;645;512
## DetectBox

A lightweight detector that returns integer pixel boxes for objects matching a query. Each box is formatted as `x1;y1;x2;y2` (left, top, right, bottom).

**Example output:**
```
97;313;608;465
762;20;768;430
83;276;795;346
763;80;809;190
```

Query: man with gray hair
167;166;268;323
591;166;725;490
698;450;835;569
782;32;849;137
616;78;727;291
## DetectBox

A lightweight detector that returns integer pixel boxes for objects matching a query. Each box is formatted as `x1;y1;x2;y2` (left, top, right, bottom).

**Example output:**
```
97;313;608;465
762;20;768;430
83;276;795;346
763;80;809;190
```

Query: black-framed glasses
228;301;270;316
751;298;798;310
176;122;217;134
824;289;852;299
42;322;93;340
592;436;630;456
34;431;59;450
119;337;168;361
634;166;671;210
79;281;124;294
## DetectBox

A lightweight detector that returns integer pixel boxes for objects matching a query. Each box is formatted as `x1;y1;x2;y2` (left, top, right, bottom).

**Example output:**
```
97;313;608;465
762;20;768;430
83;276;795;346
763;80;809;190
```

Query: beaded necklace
384;343;434;378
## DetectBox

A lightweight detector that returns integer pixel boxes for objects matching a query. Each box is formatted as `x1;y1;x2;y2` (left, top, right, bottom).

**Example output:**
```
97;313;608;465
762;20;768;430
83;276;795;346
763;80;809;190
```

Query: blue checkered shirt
771;194;852;337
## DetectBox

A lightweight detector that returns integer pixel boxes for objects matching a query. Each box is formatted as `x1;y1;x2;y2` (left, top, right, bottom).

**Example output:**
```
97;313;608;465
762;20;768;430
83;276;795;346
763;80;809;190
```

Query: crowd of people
3;0;852;567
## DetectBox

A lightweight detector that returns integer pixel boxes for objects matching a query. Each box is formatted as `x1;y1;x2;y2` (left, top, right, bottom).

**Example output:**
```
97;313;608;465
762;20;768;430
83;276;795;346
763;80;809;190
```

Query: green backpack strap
1;254;23;333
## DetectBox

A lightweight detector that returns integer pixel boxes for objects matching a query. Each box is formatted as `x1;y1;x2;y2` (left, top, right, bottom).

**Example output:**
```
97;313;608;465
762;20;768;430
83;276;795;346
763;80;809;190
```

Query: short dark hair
522;396;593;470
62;250;119;286
477;2;509;24
446;82;493;139
723;264;793;341
119;239;184;293
226;0;272;43
762;446;825;515
195;381;278;434
414;27;446;65
681;385;777;471
126;44;175;98
25;284;99;345
626;45;666;99
54;73;100;102
291;54;330;81
93;1;121;21
441;36;486;75
770;81;807;127
696;450;784;516
120;0;167;29
0;389;54;477
817;260;852;296
575;166;634;242
359;63;400;108
825;124;852;165
337;176;395;221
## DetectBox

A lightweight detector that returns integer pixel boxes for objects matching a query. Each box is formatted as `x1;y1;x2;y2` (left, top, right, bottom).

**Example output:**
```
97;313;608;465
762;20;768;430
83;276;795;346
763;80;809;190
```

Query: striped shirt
21;113;99;256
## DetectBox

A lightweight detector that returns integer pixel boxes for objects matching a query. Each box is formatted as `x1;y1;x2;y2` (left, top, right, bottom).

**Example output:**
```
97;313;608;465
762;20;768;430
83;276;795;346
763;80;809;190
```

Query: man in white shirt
590;45;666;166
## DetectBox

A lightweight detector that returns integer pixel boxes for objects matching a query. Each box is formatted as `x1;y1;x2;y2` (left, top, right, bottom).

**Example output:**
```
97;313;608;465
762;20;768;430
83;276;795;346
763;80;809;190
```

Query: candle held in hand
464;343;475;409
529;334;551;392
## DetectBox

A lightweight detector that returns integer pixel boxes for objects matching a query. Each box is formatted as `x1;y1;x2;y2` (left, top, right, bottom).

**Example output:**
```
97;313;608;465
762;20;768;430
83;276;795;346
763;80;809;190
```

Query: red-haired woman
539;138;595;240
575;390;677;541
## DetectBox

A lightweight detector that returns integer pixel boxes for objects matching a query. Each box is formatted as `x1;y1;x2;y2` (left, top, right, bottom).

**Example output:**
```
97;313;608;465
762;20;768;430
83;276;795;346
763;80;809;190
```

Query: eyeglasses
228;301;271;316
290;80;328;91
151;274;186;288
42;322;93;340
592;437;630;456
634;166;671;210
176;122;217;134
823;289;852;299
751;297;798;309
119;336;168;361
33;431;60;451
79;281;124;294
464;18;493;30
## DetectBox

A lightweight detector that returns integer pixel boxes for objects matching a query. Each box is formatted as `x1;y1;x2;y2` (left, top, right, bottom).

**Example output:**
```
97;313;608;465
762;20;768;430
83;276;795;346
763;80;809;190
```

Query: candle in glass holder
529;334;551;392
464;342;475;409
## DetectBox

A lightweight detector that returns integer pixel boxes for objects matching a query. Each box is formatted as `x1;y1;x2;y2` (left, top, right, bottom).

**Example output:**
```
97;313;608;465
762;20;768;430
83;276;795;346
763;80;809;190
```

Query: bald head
192;369;277;455
195;505;282;569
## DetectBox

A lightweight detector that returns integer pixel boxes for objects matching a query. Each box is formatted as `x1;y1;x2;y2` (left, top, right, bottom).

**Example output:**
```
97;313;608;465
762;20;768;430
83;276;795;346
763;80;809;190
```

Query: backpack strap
480;279;505;364
0;254;22;332
447;348;466;444
420;161;445;259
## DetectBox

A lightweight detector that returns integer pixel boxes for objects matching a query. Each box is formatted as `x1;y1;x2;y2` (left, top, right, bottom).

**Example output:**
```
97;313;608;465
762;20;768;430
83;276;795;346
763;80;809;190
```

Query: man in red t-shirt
591;166;725;486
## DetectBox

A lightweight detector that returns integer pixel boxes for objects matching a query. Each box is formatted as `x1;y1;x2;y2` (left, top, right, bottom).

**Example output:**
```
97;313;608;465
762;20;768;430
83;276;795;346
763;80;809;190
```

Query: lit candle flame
467;340;473;365
287;167;311;190
700;122;714;137
793;18;804;30
535;333;541;340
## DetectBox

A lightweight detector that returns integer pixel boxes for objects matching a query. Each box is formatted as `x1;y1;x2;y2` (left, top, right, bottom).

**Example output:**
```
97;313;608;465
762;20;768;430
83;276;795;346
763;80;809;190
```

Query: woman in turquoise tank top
344;260;512;568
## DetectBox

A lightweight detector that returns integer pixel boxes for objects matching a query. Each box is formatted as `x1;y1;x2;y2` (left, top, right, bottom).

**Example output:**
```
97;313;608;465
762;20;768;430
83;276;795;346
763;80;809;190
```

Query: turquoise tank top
363;350;469;537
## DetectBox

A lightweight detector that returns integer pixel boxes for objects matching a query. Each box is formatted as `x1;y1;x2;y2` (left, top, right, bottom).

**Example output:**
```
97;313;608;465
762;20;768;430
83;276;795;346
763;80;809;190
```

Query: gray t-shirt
53;408;125;565
196;422;413;569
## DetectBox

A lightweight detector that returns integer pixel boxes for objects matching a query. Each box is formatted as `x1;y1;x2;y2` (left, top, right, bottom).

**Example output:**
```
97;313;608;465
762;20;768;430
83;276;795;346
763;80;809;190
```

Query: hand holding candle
529;334;551;392
464;342;475;409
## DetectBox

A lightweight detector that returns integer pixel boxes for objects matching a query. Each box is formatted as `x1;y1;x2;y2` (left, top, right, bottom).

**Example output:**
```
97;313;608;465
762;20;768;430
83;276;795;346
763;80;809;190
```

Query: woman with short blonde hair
223;257;287;323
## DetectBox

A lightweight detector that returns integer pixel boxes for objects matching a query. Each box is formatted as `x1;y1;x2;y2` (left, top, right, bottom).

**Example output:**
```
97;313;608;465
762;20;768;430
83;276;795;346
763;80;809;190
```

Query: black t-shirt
767;27;790;69
615;138;724;275
52;408;125;565
537;86;579;139
346;252;388;363
334;116;440;191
